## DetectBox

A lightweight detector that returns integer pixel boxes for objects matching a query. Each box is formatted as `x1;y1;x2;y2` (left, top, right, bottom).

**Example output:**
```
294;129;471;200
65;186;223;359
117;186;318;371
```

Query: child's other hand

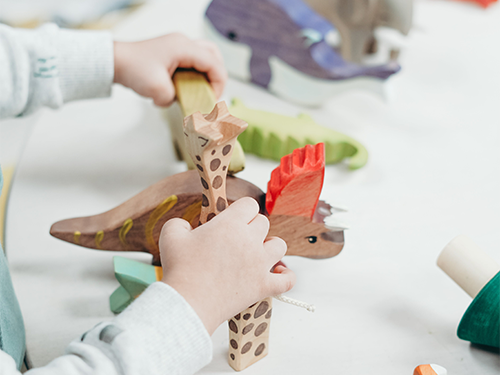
113;34;227;107
159;197;296;335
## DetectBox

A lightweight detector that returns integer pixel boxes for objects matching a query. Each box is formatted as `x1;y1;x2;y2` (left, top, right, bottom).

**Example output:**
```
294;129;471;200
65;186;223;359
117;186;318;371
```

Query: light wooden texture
183;101;247;222
0;164;15;248
437;235;500;298
164;70;246;174
228;298;273;371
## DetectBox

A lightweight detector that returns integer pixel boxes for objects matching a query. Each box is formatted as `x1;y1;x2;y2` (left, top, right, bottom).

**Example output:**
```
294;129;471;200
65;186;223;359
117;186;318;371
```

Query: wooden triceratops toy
50;102;345;371
50;126;345;265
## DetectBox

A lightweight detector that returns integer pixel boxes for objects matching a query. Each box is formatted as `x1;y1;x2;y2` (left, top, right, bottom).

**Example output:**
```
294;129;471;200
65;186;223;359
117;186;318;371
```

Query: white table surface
5;0;500;374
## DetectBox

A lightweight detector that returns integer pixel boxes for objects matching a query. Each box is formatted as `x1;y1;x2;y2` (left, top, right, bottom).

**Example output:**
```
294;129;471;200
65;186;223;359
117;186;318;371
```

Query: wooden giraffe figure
183;101;272;371
182;101;246;222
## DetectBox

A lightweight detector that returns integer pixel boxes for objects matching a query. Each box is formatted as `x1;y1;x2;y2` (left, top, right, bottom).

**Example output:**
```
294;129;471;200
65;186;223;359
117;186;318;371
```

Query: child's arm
0;198;294;375
0;24;226;119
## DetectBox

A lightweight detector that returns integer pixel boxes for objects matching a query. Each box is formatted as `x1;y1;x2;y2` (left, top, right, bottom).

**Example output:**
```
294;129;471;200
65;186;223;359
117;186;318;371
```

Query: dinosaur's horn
266;143;325;218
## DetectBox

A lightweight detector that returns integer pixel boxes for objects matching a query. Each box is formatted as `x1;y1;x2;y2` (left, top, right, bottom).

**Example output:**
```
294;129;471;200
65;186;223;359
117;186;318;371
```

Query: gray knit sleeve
0;23;113;119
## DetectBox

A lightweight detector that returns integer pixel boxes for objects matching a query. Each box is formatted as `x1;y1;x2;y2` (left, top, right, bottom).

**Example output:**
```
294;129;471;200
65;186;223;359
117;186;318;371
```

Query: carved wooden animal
183;101;271;371
50;143;344;265
230;98;368;170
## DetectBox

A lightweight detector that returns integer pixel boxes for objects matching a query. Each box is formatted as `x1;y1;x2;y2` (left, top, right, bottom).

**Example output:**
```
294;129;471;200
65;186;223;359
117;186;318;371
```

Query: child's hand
113;33;227;107
159;197;296;335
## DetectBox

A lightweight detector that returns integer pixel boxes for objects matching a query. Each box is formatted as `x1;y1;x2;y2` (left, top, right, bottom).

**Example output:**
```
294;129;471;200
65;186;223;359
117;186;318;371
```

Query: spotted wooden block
228;297;273;371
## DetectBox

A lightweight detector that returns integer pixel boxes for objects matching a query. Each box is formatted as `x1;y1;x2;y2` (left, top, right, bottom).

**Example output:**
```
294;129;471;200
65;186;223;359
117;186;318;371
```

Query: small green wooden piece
109;256;157;314
458;271;500;348
229;98;368;170
0;170;26;370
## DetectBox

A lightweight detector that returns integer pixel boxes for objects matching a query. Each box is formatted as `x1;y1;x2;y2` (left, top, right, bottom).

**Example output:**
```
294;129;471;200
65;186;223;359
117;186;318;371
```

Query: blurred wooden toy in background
437;235;500;349
50;142;344;265
230;98;368;170
305;0;412;64
204;0;402;106
163;70;246;174
414;364;447;375
453;0;497;7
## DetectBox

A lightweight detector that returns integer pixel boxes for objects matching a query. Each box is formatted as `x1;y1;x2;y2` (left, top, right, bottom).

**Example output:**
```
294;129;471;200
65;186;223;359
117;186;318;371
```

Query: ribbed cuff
114;282;213;375
56;28;114;103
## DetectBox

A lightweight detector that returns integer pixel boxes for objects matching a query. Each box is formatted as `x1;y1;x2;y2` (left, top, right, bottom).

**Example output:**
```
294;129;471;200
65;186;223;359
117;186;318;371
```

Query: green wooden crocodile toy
229;98;368;170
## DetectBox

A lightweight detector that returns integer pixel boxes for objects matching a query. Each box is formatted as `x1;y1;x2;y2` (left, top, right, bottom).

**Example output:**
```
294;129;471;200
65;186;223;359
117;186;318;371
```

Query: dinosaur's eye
306;236;317;244
227;31;238;41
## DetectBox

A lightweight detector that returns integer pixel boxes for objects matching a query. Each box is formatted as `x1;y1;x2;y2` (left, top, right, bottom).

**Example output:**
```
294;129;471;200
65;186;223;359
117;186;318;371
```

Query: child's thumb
161;218;193;237
269;267;296;297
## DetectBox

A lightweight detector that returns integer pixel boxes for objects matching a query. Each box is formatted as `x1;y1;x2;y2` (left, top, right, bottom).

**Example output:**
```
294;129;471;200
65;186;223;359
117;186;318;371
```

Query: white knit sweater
0;23;213;374
0;23;113;118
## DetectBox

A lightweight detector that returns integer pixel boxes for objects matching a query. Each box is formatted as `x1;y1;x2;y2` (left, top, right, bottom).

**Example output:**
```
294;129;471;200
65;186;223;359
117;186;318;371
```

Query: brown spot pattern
201;178;209;190
230;339;238;349
228;320;238;334
222;145;232;155
223;166;227;171
211;149;216;155
212;176;223;189
196;164;203;172
196;155;201;161
241;342;252;354
234;313;241;320
243;313;251;320
249;303;257;308
255;322;267;337
207;213;216;221
265;309;272;319
254;344;265;356
242;323;254;335
230;353;235;360
217;197;226;211
202;194;209;207
254;301;269;319
210;158;221;171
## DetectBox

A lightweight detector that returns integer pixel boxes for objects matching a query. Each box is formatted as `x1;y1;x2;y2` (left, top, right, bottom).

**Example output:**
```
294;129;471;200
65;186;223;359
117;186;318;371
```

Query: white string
274;294;316;312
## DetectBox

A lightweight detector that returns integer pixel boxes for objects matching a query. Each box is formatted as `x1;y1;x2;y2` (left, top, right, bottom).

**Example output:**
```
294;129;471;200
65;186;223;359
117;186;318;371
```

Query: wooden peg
437;235;500;348
437;235;499;298
163;70;246;174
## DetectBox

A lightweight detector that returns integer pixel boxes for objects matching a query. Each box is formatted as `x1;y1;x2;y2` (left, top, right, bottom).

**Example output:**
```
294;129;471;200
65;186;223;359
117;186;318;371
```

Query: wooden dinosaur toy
229;98;368;170
163;70;246;174
50;142;344;265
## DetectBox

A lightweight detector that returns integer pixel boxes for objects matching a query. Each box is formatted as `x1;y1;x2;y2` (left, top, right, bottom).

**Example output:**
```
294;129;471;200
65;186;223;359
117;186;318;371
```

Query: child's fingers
195;40;224;64
177;41;227;98
248;214;270;240
161;217;193;237
267;267;296;296
149;74;176;107
263;237;287;265
221;197;260;225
